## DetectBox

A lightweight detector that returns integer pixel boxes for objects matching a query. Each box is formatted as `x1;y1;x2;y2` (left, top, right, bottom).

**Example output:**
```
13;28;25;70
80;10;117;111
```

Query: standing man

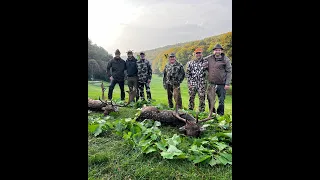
204;44;232;116
137;52;152;102
186;48;208;112
106;49;126;101
163;53;185;109
125;50;139;103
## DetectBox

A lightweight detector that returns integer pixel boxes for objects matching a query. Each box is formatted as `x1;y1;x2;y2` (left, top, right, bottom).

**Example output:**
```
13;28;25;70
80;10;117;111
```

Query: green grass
88;75;232;114
88;76;232;179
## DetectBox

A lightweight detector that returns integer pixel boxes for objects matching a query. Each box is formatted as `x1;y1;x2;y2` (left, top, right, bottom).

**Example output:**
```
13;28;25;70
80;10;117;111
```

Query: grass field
88;75;232;114
88;75;232;179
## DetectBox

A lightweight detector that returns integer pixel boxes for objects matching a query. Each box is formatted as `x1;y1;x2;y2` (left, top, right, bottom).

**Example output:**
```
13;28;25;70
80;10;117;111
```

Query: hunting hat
213;44;224;50
169;53;175;57
115;49;121;54
126;50;133;54
194;48;203;53
140;52;145;55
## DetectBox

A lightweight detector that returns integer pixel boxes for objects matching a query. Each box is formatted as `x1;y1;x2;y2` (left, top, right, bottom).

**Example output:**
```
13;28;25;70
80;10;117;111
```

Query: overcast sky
88;0;232;55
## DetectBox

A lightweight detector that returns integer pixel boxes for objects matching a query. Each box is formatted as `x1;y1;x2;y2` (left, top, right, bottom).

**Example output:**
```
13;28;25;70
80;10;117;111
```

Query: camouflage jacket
186;58;208;88
163;61;185;87
137;59;152;83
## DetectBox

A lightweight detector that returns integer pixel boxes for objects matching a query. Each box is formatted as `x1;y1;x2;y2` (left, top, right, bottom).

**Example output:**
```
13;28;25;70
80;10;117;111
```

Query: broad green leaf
167;145;182;155
192;155;211;164
125;118;132;122
123;132;132;140
115;122;126;132
214;142;228;151
133;132;142;144
139;139;152;147
144;146;157;154
167;134;181;146
155;142;167;151
130;126;141;135
209;157;217;166
151;134;158;140
201;141;209;145
202;124;211;128
190;144;198;152
175;153;188;159
154;121;161;127
105;122;114;128
161;152;175;159
224;132;232;138
220;152;232;161
94;126;102;137
88;124;99;133
216;155;228;165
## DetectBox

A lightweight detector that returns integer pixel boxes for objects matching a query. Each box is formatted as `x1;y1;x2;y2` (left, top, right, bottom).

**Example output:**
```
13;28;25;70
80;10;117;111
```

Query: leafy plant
88;107;232;166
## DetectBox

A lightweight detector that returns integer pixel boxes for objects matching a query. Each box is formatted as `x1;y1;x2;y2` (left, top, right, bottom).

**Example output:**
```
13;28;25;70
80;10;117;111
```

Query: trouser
138;82;151;101
167;84;182;109
127;76;139;102
108;79;125;100
207;84;226;115
188;85;206;112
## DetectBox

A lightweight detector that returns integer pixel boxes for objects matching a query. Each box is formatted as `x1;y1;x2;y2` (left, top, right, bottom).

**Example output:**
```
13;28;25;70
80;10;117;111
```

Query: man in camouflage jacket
204;44;232;116
186;48;208;112
163;53;185;109
136;52;152;101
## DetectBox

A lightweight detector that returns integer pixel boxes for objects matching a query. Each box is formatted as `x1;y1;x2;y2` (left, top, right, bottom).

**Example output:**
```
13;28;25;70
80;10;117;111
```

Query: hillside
134;32;232;73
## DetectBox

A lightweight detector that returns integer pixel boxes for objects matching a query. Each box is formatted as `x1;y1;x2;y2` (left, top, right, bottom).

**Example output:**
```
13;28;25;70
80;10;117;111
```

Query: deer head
173;109;216;137
99;97;119;115
126;86;137;105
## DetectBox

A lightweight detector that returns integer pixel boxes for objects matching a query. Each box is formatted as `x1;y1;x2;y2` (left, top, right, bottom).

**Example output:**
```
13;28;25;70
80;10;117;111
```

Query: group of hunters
106;44;232;116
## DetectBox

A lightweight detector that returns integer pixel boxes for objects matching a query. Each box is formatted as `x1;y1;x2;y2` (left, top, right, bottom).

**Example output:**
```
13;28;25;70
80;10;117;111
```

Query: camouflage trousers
167;84;182;109
207;83;226;115
138;82;151;101
188;85;206;112
127;76;139;102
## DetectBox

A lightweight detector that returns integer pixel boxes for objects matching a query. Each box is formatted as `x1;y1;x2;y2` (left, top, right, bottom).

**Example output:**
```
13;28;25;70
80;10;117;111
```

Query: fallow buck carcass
136;86;217;137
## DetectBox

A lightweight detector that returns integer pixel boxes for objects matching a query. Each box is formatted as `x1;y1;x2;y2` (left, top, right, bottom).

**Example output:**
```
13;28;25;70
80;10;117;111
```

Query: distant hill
134;31;232;73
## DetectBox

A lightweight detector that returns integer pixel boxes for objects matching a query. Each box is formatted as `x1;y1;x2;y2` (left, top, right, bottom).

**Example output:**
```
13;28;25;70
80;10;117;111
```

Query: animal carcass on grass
136;106;216;137
88;97;119;116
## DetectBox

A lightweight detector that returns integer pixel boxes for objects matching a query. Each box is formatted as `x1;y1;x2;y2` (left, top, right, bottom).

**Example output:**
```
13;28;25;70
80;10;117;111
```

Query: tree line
88;38;113;81
88;31;232;81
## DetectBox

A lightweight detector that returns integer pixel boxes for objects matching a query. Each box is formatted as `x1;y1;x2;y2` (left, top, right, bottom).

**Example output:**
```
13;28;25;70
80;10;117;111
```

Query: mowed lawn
88;75;232;114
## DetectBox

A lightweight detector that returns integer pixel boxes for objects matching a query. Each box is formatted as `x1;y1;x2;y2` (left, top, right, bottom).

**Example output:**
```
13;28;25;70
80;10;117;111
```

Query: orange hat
194;48;203;53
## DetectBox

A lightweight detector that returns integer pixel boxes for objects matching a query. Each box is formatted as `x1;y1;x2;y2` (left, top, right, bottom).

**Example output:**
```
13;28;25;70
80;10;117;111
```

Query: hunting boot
217;104;224;116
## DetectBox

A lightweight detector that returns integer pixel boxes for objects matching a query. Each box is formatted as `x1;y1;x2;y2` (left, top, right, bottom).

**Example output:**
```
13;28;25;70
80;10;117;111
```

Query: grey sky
88;0;232;55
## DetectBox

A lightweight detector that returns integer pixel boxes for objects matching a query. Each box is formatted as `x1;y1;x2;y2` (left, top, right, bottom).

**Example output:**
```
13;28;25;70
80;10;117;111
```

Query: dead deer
172;109;216;137
88;97;119;116
99;97;119;116
172;89;217;137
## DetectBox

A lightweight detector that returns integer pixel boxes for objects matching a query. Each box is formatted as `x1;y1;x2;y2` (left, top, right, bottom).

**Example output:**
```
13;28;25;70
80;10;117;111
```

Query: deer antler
172;111;189;123
99;96;106;104
197;109;217;123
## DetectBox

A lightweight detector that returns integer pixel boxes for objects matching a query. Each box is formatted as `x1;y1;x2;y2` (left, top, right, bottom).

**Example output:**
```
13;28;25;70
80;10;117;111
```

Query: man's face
127;53;133;58
115;53;120;58
140;54;145;59
195;52;202;59
169;56;176;64
214;49;222;56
